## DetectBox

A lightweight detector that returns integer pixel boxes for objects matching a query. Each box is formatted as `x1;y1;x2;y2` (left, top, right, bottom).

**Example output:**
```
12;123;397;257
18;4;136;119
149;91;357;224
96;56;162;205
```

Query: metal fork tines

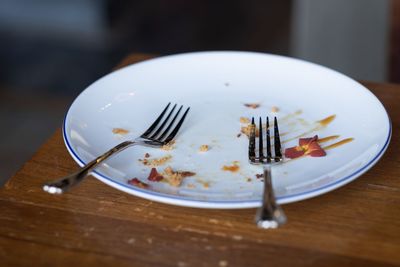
43;103;190;194
249;116;287;229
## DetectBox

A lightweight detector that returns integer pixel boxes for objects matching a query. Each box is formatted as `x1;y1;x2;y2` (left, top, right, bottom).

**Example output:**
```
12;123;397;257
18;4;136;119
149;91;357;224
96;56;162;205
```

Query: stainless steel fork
249;117;287;229
43;103;190;194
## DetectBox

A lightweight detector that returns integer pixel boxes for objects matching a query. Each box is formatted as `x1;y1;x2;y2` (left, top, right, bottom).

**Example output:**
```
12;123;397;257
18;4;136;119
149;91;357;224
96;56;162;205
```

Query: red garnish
285;135;326;159
147;168;164;182
128;178;149;188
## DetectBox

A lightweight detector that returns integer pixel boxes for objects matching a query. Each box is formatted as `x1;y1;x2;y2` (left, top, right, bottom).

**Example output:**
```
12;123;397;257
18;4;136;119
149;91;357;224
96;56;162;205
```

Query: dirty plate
63;51;391;208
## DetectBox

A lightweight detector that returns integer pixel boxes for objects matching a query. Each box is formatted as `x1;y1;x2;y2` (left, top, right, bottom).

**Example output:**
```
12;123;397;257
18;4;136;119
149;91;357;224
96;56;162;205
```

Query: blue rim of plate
61;52;392;208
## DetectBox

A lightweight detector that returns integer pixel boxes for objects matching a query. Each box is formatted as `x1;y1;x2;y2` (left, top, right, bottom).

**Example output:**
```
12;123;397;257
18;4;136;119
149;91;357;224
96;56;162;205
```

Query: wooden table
1;54;399;267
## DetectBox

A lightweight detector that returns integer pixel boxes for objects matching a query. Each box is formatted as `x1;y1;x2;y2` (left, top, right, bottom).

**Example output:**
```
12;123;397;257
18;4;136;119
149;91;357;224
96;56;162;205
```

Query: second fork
249;117;287;229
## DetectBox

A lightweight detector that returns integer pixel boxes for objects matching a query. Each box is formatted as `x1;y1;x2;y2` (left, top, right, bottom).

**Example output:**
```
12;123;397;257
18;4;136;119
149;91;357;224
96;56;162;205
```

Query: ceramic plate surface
63;51;391;208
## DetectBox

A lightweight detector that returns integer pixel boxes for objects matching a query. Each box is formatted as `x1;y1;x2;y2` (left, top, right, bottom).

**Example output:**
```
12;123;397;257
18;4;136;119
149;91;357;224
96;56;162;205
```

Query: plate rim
62;51;392;209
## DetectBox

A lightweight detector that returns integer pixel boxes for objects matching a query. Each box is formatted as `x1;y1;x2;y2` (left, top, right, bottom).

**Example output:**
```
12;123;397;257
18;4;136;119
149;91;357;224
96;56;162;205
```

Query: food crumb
199;144;209;152
139;155;172;167
186;183;196;189
244;103;260;109
222;162;240;172
271;106;279;112
128;178;149;188
255;173;263;179
241;124;258;137
161;140;176;151
144;153;150;158
197;179;210;189
246;177;252;182
236;133;242;138
202;182;210;189
147;168;164;182
162;166;196;187
240;117;250;124
112;128;129;135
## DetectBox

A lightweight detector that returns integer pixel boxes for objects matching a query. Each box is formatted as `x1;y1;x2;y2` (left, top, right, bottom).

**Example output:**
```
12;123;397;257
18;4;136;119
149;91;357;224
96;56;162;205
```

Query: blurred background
0;0;398;184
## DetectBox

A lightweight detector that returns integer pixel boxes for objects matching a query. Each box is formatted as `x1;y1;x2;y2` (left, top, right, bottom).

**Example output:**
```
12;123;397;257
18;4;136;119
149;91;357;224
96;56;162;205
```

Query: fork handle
43;140;135;194
255;165;287;229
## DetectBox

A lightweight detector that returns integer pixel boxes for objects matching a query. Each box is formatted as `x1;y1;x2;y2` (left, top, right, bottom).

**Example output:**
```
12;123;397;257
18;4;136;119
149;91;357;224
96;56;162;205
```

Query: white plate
63;51;391;209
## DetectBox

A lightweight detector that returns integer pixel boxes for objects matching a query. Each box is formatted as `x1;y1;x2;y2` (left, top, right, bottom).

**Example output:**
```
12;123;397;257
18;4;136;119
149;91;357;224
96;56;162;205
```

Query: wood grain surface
0;54;399;267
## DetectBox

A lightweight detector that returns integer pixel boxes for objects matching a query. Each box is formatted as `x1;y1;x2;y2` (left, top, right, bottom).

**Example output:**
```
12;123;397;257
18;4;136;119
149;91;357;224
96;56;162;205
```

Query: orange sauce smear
318;135;340;143
222;165;240;172
323;138;354;150
317;115;336;126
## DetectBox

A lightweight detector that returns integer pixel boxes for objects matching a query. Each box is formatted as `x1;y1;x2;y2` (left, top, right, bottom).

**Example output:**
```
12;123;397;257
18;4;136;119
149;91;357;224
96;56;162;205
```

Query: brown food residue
162;166;196;187
128;178;149;188
147;168;164;182
144;153;150;158
244;103;260;109
146;167;196;187
255;173;263;179
199;145;209;152
112;128;129;135
240;117;250;124
139;155;172;167
197;179;210;189
222;162;240;172
187;183;196;189
161;140;176;151
271;106;279;112
241;124;258;137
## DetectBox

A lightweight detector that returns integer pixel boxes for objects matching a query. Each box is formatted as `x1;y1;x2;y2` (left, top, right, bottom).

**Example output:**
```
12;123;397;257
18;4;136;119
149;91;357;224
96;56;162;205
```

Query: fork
249;116;287;229
43;103;190;194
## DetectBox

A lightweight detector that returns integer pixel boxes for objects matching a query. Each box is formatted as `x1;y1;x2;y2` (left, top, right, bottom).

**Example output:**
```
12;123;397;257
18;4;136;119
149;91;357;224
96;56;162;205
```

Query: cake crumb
199;145;209;152
240;117;250;124
222;162;240;172
197;179;210;189
112;128;129;135
241;124;258;137
187;183;196;189
162;166;196;187
128;178;149;188
144;153;150;158
271;106;280;112
161;140;176;151
244;103;260;109
139;155;172;167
